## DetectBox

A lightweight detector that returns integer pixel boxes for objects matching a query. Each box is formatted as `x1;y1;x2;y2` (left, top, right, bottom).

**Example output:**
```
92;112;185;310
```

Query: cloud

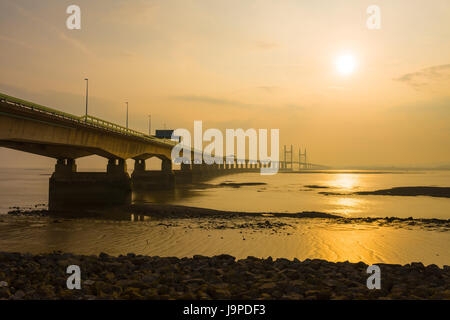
0;34;34;50
389;96;450;114
394;64;450;89
5;0;93;56
171;95;253;108
170;94;307;116
101;0;159;25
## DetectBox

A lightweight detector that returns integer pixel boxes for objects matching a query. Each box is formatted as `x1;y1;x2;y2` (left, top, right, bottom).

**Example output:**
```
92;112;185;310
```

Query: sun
336;54;357;76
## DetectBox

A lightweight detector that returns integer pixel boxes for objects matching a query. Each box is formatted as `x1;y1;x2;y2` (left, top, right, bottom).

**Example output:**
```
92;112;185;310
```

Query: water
0;168;449;265
137;170;450;219
2;168;449;219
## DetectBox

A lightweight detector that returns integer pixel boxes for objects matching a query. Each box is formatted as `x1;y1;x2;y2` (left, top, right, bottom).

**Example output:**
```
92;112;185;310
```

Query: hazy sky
0;0;449;168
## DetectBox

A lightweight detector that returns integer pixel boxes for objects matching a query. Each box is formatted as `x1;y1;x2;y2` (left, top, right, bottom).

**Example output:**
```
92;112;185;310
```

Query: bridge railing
80;115;147;137
0;92;176;146
80;115;177;145
0;92;81;121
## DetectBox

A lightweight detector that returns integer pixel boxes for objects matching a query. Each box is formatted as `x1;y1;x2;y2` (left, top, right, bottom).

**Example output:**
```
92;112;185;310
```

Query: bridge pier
54;158;77;178
107;158;128;175
131;158;175;189
49;158;132;211
174;162;193;184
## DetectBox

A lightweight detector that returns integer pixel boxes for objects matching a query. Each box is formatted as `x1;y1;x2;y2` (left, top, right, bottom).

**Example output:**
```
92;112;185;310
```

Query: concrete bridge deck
0;92;285;210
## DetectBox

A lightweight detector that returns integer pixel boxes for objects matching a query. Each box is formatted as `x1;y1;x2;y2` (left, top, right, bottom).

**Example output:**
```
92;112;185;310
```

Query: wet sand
1;204;449;300
1;204;449;267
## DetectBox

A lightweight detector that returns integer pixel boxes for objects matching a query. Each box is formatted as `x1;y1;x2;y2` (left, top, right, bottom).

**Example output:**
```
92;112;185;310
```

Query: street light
148;115;151;136
125;102;129;129
84;78;88;121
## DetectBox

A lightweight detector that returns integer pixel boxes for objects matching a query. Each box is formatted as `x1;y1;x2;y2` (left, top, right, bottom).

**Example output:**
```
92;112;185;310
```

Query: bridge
0;92;301;210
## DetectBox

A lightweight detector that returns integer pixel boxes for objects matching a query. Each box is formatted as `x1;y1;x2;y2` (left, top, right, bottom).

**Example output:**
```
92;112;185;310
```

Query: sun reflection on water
331;174;359;190
332;197;366;216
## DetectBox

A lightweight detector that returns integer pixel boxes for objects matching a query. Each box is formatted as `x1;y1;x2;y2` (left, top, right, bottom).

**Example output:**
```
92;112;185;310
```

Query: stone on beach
0;252;448;300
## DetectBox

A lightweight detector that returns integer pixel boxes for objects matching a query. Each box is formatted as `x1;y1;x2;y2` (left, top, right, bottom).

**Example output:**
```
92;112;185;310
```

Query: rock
213;254;235;262
258;282;277;292
410;262;425;270
193;255;208;260
104;272;115;281
14;290;25;299
0;251;447;300
99;252;110;259
0;288;11;299
123;287;144;299
182;278;206;286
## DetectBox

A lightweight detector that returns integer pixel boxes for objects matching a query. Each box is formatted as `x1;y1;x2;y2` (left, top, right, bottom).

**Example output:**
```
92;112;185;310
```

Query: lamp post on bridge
84;78;88;122
148;115;151;136
125;102;129;129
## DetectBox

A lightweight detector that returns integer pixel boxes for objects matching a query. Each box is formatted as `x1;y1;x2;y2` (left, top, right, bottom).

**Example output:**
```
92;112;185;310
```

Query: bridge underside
0;102;174;161
0;140;103;159
0;101;310;212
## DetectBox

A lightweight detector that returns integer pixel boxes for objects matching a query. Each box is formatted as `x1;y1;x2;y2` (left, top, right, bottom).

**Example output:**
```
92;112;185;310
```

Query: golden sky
0;0;449;168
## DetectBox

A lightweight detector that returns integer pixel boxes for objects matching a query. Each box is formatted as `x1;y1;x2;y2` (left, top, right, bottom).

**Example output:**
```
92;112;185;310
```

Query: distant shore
0;252;449;300
318;186;450;198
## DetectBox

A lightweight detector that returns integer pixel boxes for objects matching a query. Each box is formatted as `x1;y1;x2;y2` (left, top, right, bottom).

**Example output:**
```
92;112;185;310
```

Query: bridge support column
134;159;146;172
181;162;191;171
211;163;220;176
191;161;215;181
132;158;175;189
162;159;172;172
201;162;211;178
107;158;127;175
175;162;193;184
49;158;131;211
192;162;202;180
54;158;77;178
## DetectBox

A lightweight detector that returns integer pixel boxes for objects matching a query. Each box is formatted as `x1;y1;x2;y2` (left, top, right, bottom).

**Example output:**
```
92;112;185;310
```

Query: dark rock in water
304;185;330;189
355;186;450;198
218;182;267;188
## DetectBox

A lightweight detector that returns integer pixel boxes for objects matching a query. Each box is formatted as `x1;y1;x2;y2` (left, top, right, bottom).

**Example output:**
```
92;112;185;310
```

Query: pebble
0;251;448;300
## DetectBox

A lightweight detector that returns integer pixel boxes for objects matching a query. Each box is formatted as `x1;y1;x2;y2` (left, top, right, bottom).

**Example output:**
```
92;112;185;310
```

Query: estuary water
0;168;449;266
1;167;449;219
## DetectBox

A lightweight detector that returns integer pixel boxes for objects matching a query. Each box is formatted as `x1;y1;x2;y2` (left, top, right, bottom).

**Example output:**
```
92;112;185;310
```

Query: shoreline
6;204;450;231
0;252;449;300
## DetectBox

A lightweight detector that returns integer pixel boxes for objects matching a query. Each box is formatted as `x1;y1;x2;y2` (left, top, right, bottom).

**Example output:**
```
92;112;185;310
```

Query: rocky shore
0;252;449;300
